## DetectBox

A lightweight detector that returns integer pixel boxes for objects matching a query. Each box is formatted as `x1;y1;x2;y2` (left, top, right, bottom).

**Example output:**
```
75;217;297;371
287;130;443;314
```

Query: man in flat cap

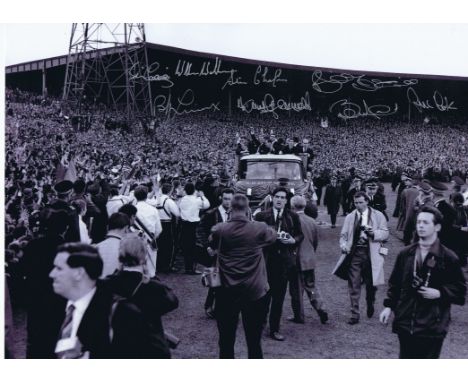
450;176;466;203
397;173;419;232
48;180;80;242
365;178;388;221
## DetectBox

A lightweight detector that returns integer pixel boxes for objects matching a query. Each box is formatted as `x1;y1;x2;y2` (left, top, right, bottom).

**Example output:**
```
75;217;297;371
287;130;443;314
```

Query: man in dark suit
196;188;234;318
324;175;342;228
48;180;80;242
289;196;329;324
365;178;388;221
255;187;303;341
49;243;146;358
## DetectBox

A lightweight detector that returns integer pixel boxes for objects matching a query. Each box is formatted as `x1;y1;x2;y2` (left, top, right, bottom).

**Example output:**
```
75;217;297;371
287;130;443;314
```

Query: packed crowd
4;88;468;359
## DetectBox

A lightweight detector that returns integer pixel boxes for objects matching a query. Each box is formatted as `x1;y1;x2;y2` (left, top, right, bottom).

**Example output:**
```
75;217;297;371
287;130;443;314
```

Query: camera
412;274;424;289
277;231;290;240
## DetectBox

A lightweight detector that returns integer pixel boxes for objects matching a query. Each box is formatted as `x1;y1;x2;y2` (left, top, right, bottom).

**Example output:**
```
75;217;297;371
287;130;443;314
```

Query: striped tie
59;304;75;339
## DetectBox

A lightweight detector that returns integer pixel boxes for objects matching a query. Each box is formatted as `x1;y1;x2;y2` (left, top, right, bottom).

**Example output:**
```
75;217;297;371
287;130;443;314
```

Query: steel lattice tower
62;23;154;125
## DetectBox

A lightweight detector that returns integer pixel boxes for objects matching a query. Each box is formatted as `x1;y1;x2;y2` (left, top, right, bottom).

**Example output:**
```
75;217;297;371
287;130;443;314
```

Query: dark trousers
348;246;376;318
180;221;198;272
204;287;216;310
316;187;323;206
330;213;337;226
398;333;444;359
266;261;288;333
215;288;269;359
156;221;174;271
288;268;324;322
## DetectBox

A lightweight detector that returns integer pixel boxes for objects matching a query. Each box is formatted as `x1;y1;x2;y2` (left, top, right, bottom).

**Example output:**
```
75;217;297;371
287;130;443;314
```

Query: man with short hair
210;194;277;358
179;182;210;274
49;243;149;358
255;187;303;341
289;195;329;324
49;243;110;358
133;185;162;277
324;175;342;228
95;212;130;278
380;206;466;358
155;183;180;273
196;188;235;317
333;191;389;324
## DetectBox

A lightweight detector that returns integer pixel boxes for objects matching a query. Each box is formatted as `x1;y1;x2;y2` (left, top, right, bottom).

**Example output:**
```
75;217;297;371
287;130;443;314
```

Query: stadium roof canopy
6;42;468;82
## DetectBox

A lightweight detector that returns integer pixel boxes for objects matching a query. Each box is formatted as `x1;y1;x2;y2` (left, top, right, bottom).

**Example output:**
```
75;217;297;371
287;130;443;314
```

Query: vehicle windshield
244;161;303;180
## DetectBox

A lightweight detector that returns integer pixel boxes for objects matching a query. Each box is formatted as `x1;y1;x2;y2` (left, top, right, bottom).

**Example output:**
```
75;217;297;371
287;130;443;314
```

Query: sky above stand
4;24;468;77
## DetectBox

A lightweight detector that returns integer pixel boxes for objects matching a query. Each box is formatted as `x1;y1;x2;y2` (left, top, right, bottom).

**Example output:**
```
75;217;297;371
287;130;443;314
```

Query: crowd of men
4;88;468;359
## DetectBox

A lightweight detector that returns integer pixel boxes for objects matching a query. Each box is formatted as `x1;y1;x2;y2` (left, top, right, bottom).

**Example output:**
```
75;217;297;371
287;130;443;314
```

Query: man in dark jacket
210;194;277;358
324;175;342;228
255;187;304;341
380;206;466;359
196;188;234;318
365;178;388;221
48;180;80;242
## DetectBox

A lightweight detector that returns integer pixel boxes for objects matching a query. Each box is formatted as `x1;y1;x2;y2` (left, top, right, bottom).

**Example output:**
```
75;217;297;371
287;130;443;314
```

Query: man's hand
364;227;374;237
417;287;441;299
379;307;392;324
279;236;295;245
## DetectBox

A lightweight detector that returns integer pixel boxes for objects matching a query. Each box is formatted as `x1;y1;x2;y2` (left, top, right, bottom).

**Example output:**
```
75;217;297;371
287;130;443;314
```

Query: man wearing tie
333;191;389;325
196;188;235;318
255;187;303;341
49;243;147;358
49;243;112;358
365;177;388;221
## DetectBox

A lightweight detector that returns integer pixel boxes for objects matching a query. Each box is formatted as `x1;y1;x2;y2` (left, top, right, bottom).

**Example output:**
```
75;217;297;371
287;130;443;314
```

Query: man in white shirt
95;212;130;278
179;182;210;274
106;186;131;217
133;185;162;277
155;183;180;273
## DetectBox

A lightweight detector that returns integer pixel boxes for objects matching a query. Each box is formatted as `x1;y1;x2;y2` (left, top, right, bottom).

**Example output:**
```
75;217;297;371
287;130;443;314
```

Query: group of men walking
199;174;466;359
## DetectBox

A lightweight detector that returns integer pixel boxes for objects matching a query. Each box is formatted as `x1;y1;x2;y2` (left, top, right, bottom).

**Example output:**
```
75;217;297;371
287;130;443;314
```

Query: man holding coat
333;191;389;324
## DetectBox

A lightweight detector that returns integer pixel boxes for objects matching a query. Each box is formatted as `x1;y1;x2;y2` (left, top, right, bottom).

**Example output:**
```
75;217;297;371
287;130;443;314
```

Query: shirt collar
67;287;96;313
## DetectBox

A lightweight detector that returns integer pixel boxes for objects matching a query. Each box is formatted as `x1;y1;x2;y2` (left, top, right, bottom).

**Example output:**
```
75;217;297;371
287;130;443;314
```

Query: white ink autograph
312;70;418;93
175;57;235;77
128;62;174;88
329;99;399;120
237;92;312;119
154;89;221;120
221;71;248;90
406;88;457;112
253;66;288;87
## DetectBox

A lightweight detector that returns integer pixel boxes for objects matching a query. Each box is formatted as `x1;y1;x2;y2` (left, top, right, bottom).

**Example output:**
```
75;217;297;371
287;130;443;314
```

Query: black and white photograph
2;2;468;372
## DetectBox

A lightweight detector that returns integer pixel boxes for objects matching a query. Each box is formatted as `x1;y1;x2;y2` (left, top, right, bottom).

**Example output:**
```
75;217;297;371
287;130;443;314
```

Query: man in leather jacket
380;206;466;358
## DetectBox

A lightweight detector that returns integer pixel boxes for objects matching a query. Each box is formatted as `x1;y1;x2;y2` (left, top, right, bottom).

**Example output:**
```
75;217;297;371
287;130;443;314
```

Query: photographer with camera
333;191;389;325
255;187;303;341
379;206;466;358
210;194;277;358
